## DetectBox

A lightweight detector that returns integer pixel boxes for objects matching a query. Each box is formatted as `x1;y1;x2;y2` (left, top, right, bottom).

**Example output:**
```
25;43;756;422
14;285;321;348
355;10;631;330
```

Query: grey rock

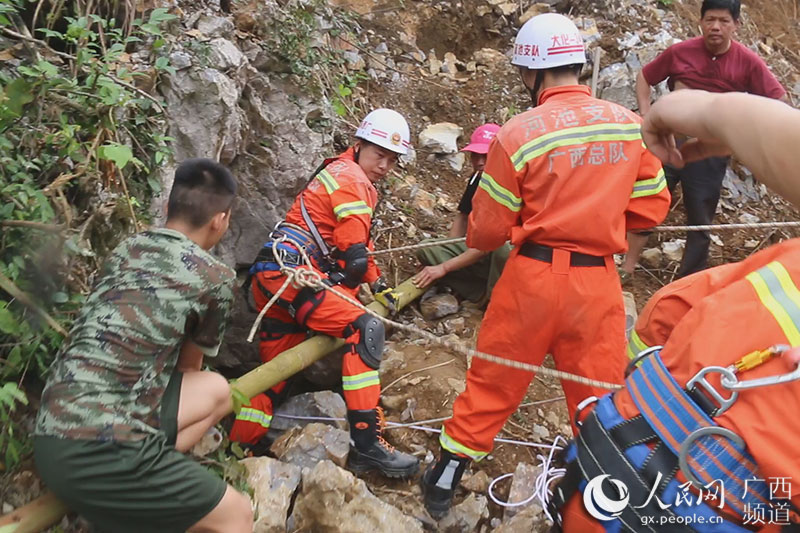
662;239;686;262
504;463;542;521
240;457;302;533
208;38;245;70
438;493;489;532
445;152;466;172
495;504;548;532
291;461;424;532
640;247;663;268
722;167;762;203
196;15;235;39
419;122;463;154
269;391;347;432
169;51;193;70
270;423;351;469
461;470;491;493
739;212;760;225
598;63;637;110
472;48;507;68
420;293;460;320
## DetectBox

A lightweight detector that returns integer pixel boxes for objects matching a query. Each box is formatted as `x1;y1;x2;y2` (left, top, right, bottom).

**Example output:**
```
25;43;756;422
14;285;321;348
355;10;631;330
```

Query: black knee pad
344;313;385;369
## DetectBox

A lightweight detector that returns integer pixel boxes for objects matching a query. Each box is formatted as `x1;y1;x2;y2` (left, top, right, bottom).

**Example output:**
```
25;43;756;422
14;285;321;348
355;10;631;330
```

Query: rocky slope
4;0;800;531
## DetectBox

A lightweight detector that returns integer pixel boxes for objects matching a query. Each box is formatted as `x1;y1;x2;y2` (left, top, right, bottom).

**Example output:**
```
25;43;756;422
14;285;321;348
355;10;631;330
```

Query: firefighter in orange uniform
229;109;419;479
421;13;670;518
550;90;800;532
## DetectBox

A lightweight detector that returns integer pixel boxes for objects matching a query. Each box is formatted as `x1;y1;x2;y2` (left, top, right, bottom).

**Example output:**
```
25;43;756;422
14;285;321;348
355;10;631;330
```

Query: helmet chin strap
528;69;545;108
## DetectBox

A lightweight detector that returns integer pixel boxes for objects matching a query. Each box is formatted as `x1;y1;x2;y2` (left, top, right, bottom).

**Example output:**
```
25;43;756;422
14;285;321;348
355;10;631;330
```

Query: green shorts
33;372;227;533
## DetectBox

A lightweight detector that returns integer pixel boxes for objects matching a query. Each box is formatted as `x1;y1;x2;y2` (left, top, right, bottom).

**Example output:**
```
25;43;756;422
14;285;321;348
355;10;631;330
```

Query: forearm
648;90;800;207
636;71;653;115
441;248;489;274
448;214;468;238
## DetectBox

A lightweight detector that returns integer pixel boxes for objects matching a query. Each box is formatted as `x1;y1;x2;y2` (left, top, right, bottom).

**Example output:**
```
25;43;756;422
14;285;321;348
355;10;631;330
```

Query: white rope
367;220;800;257
247;236;623;391
270;413;563;450
487;435;567;521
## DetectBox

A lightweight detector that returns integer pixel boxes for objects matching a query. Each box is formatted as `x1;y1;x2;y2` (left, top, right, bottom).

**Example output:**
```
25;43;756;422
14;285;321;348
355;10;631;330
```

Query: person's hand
642;114;684;168
412;265;447;288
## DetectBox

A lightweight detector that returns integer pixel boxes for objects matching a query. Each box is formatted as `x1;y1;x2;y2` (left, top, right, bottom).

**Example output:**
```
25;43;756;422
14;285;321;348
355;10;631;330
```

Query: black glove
371;276;389;294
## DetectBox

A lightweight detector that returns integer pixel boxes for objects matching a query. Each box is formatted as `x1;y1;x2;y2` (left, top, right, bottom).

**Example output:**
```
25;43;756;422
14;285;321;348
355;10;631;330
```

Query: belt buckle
686;366;739;417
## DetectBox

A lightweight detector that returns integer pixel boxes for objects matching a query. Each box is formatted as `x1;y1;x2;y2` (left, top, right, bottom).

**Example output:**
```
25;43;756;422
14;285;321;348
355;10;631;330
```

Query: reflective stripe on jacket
467;85;670;256
285;147;381;282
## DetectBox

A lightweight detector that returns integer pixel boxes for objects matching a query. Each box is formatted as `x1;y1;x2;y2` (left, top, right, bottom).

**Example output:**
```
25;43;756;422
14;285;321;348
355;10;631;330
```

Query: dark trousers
665;156;730;278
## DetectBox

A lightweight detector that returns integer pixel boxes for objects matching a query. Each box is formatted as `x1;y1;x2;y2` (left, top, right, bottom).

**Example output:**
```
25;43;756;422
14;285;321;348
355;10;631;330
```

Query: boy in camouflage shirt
34;159;253;533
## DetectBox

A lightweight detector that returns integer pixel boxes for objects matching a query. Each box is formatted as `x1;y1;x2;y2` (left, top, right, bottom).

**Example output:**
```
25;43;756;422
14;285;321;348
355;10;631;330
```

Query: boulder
291;461;424;532
438;493;489;532
420;293;460;320
640;247;663;268
504;463;542;521
270;423;351;469
662;239;686;262
494;504;548;532
240;457;302;533
208;38;245;70
268;391;348;432
472;48;507;69
195;15;235;39
462;470;491;493
419;123;463;154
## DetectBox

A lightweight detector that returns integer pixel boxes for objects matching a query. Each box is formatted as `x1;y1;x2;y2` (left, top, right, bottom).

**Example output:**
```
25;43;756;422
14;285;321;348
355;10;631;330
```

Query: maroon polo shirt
642;36;785;99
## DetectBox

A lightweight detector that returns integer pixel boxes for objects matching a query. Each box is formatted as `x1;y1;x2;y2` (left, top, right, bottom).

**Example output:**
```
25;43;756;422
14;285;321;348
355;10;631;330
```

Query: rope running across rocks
247;237;624;391
367;220;800;257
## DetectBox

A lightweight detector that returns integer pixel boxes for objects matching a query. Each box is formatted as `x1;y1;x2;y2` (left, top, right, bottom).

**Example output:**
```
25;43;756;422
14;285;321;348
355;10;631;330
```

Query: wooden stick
591;47;602;97
0;220;65;232
0;271;68;337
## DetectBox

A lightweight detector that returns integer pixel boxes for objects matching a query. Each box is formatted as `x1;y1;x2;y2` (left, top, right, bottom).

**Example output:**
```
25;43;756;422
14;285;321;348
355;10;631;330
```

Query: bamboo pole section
232;276;425;399
0;277;426;533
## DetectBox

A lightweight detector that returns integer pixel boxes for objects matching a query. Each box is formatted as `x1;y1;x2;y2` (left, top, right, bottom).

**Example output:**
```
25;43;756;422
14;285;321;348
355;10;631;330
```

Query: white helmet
512;13;586;70
355;108;411;155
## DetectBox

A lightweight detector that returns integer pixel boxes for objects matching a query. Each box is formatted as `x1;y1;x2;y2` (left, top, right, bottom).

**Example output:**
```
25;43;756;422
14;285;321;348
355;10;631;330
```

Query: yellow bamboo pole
232;276;425;400
0;276;425;533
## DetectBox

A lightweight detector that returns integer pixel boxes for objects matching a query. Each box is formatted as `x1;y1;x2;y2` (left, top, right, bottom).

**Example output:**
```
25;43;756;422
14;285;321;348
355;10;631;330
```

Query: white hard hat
512;13;586;70
355;108;411;155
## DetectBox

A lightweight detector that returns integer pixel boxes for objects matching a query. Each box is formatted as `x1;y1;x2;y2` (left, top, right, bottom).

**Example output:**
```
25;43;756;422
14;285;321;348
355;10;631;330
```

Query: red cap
461;123;501;154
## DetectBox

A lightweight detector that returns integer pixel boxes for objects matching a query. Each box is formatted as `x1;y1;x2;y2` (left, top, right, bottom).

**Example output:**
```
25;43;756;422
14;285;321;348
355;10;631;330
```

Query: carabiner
686;366;739;417
721;346;800;391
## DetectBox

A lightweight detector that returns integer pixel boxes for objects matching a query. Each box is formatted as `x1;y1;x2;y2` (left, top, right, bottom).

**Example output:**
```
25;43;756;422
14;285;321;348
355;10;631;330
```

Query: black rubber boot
347;408;420;478
421;449;470;519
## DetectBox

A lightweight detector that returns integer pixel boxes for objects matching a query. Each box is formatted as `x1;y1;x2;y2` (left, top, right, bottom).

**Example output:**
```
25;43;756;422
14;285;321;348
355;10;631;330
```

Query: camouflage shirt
35;229;235;442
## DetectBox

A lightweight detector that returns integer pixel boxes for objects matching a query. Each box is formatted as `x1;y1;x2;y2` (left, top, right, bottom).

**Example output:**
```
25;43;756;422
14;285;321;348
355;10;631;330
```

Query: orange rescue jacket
619;239;800;513
467;85;670;256
285;147;381;283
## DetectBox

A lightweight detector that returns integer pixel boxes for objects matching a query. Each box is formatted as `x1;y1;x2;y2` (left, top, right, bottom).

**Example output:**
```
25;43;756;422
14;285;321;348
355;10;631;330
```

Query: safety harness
549;349;798;532
242;222;330;337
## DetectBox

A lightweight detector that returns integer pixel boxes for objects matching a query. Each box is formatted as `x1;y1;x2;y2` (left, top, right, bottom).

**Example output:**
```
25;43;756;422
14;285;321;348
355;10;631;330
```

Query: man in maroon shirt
622;0;787;280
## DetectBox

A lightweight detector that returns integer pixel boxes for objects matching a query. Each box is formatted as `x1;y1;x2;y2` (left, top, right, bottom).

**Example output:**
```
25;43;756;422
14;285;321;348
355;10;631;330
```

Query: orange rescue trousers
229;268;380;445
441;249;627;459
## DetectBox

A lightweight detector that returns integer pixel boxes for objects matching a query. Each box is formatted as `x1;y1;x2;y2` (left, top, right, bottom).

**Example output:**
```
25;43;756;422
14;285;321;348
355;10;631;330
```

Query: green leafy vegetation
0;0;175;470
